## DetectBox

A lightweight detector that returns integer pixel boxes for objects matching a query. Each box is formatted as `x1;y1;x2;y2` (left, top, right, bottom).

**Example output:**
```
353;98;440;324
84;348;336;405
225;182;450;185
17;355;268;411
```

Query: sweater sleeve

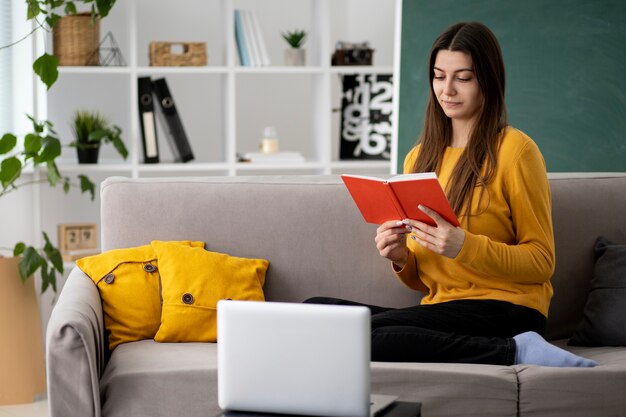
455;140;555;283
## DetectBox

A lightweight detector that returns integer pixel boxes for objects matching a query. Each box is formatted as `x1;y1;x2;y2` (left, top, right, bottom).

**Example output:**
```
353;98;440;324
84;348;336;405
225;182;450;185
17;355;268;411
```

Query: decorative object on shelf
152;78;194;163
57;223;99;262
331;41;374;66
234;9;270;67
259;126;279;153
53;12;101;66
149;42;207;67
88;31;126;67
339;74;393;160
69;109;128;164
281;29;307;66
0;256;46;405
238;151;305;163
238;126;306;162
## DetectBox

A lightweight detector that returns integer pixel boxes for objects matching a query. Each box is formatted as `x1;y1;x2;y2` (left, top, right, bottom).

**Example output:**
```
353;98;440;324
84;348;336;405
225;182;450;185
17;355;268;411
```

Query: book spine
234;9;250;67
241;9;260;67
151;78;194;163
250;10;271;66
383;183;407;220
137;76;159;163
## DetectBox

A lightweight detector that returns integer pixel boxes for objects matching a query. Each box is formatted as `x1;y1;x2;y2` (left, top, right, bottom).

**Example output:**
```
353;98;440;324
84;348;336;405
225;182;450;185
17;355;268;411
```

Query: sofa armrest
46;267;105;417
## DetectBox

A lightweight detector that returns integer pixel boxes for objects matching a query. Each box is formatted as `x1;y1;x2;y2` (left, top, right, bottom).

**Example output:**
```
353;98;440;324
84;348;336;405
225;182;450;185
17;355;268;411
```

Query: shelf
58;66;131;75
234;66;324;75
329;66;394;74
137;162;231;172
136;66;229;75
235;161;325;171
57;65;395;76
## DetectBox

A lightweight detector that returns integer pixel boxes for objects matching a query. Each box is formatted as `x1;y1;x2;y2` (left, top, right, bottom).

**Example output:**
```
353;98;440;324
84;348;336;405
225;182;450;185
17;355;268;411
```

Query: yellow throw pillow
76;241;205;350
151;240;268;343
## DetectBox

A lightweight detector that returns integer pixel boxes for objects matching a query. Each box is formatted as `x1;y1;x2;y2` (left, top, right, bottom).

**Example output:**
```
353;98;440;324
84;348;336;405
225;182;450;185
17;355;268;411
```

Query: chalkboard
397;0;626;172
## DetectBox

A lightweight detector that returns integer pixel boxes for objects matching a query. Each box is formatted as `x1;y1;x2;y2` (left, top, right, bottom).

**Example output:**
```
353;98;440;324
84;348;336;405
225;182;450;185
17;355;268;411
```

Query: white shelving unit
41;0;399;177
31;0;400;248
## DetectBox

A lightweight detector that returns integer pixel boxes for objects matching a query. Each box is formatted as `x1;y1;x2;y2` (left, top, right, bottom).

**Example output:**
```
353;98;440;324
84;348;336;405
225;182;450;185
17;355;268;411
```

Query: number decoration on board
339;74;393;160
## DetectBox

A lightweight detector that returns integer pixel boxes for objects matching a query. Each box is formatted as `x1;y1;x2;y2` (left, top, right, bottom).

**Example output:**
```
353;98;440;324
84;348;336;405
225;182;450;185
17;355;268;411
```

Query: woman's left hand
404;205;465;259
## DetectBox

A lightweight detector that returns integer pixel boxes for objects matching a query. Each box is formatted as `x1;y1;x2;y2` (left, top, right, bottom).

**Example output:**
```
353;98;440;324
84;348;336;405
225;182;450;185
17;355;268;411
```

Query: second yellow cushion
151;240;268;343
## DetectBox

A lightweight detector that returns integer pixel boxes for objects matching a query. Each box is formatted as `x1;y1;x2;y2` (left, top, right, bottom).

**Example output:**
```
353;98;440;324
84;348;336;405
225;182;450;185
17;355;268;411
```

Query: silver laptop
217;300;397;417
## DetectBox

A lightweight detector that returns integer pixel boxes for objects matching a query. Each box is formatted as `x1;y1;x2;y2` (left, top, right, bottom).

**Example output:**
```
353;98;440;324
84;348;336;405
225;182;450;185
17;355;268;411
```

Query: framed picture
339;73;393;160
58;223;99;261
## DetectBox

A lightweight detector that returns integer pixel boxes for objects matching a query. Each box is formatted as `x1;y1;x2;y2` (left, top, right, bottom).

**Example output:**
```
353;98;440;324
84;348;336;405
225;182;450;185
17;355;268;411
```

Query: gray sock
513;331;598;367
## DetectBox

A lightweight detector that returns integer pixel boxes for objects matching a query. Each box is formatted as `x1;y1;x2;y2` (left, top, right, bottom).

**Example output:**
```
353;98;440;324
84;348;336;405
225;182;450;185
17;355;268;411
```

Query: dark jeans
303;297;546;365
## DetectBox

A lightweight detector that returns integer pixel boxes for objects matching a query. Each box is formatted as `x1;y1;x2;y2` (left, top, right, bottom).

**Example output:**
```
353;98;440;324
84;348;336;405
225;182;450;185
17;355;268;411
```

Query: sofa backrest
100;176;421;310
546;175;626;339
100;175;626;341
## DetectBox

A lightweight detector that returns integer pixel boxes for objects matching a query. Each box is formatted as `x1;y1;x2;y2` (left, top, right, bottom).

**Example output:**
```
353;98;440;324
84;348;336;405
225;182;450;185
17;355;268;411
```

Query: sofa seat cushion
516;339;626;416
100;340;220;417
371;362;519;417
101;340;520;417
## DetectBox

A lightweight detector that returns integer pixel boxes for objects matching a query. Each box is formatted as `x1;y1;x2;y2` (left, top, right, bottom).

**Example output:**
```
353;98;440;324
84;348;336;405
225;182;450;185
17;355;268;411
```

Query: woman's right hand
375;220;410;268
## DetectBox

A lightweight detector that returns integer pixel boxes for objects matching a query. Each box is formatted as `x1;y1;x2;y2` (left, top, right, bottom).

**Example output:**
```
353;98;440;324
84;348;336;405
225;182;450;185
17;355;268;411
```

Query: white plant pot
284;48;305;66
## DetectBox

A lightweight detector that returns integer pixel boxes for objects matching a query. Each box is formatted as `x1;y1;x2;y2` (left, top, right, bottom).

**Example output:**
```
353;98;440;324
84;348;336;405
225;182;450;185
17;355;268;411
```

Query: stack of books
238;151;305;163
234;9;271;67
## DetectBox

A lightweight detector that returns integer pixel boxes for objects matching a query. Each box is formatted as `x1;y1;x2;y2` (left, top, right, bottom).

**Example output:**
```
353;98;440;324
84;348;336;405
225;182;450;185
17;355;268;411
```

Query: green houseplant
281;29;307;66
70;109;128;163
0;0;118;294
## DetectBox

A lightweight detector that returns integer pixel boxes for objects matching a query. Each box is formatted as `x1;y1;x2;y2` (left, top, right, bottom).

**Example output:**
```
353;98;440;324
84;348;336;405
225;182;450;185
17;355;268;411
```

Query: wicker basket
149;42;207;66
53;13;100;66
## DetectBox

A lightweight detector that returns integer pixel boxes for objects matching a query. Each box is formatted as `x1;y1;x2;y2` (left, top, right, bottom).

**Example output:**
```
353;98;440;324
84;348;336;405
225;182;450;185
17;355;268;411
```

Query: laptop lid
217;300;371;417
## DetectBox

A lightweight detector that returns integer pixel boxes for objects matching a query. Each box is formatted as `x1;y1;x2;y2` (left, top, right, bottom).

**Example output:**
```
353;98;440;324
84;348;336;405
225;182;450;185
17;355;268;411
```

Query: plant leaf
63;178;70;194
95;0;115;17
18;246;45;282
78;175;96;201
88;129;108;142
35;136;61;163
43;232;64;273
0;157;22;188
13;242;26;257
24;133;42;158
0;134;17;154
41;266;50;293
65;2;77;15
26;0;41;20
47;161;62;186
45;13;62;28
33;53;59;91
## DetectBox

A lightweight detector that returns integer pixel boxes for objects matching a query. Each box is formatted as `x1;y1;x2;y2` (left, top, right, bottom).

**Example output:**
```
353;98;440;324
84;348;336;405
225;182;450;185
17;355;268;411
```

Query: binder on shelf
137;76;159;163
234;9;250;67
152;78;194;163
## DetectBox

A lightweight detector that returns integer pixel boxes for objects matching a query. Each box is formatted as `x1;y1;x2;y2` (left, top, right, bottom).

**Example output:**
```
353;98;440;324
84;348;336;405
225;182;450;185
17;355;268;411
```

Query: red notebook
341;173;460;227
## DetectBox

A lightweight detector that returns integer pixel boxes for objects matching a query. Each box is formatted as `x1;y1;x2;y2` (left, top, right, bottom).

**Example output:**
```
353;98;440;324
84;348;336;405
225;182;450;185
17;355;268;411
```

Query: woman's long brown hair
411;22;508;219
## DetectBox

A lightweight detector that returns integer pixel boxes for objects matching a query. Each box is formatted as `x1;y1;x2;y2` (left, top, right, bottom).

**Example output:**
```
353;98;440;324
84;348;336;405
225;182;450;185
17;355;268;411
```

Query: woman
307;22;596;367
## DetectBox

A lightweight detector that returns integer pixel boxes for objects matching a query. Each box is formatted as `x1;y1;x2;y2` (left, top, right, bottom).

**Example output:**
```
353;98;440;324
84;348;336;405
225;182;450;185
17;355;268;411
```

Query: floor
0;401;48;417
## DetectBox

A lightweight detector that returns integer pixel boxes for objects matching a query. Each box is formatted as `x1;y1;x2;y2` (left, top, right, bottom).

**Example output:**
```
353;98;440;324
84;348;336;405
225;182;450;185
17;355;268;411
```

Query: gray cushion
568;236;626;347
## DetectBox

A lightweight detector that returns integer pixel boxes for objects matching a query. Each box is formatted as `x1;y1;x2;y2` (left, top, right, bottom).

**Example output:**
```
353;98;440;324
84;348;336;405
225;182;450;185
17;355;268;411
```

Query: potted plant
70;109;128;163
281;29;307;66
0;1;116;404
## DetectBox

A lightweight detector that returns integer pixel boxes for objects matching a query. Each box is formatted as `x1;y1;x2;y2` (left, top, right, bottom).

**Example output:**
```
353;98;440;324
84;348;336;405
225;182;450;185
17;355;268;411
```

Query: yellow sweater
396;127;555;317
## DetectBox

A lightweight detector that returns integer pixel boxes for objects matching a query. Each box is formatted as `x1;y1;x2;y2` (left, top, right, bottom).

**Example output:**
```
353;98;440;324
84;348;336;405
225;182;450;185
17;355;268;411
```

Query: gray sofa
46;175;626;417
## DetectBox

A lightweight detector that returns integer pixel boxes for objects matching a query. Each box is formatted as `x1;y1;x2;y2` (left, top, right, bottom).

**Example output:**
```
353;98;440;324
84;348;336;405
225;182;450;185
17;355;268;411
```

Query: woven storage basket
53;12;100;66
149;42;207;66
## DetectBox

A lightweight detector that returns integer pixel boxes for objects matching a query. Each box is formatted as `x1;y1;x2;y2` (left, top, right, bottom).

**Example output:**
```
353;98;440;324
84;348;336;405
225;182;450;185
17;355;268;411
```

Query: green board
397;0;626;172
